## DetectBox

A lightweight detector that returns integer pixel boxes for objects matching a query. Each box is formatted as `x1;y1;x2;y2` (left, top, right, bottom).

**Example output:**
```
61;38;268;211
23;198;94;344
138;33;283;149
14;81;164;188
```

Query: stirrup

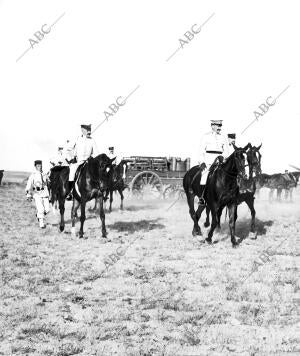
66;193;73;201
198;197;206;206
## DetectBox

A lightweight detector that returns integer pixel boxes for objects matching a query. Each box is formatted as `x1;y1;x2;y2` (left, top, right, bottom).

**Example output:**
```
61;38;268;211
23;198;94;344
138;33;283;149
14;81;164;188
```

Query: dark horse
49;154;114;238
90;160;128;213
204;143;262;238
183;144;248;247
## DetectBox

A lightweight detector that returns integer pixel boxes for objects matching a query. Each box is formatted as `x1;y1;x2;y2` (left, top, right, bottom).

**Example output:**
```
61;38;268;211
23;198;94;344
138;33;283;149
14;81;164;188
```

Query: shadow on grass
108;218;165;234
87;203;158;214
215;218;274;243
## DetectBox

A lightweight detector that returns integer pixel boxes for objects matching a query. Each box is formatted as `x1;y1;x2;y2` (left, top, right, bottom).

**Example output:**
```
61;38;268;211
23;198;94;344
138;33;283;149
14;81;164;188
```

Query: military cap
108;146;114;150
210;120;223;126
34;160;42;166
81;124;91;131
227;133;236;139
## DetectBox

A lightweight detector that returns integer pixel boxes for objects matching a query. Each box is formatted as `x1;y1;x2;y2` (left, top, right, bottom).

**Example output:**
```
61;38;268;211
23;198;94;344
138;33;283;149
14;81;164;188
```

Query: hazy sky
0;0;299;173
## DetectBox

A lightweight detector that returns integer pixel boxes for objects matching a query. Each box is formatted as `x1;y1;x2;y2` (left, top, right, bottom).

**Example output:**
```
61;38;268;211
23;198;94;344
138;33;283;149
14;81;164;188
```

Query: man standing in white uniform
67;124;98;200
198;120;229;204
25;160;50;228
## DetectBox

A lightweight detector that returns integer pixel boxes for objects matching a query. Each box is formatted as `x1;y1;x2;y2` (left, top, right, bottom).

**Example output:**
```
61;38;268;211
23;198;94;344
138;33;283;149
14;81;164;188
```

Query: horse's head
232;143;248;179
94;154;116;190
246;143;262;178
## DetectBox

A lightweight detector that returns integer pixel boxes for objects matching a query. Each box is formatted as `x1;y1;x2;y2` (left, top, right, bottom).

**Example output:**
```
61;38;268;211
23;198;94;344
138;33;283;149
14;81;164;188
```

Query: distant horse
0;170;4;186
204;143;262;238
183;144;248;247
256;173;292;202
90;160;128;213
258;171;300;202
283;171;300;201
49;154;114;237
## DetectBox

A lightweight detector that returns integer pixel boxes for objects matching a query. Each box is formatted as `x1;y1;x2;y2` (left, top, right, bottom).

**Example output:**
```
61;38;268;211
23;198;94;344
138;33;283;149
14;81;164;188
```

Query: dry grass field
0;183;299;356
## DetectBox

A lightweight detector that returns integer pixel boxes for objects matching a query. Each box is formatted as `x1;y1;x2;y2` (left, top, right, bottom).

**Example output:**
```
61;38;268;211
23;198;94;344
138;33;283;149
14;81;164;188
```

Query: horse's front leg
71;199;80;237
204;205;210;228
119;189;124;210
79;200;86;239
245;195;256;239
58;199;65;232
109;190;113;213
206;205;218;244
228;203;238;247
99;195;107;238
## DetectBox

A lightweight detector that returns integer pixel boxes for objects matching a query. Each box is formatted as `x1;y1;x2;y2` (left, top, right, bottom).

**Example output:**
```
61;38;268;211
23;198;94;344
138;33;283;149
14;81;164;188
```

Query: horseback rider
25;160;50;228
66;124;98;200
227;133;236;155
50;146;68;167
108;146;126;179
198;120;229;205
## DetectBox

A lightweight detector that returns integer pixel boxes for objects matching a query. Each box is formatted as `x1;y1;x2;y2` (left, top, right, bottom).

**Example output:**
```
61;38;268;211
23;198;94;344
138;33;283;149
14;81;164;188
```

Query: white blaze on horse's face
106;166;110;173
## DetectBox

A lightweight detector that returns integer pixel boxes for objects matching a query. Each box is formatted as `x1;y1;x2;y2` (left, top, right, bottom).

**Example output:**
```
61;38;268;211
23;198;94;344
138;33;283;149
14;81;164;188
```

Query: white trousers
200;153;220;185
33;194;50;219
69;160;85;181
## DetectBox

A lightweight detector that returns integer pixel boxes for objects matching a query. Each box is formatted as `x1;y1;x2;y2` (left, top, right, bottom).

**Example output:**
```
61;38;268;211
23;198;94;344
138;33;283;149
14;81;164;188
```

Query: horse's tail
49;166;69;206
183;166;203;198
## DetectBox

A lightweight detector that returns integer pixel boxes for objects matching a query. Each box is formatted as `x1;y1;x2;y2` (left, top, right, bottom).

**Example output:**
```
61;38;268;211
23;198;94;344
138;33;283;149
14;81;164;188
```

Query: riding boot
66;181;74;201
198;185;206;206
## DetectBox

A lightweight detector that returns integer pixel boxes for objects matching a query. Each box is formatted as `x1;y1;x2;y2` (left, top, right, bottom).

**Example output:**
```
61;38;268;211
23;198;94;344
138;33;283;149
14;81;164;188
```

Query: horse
256;173;290;202
70;154;115;238
283;171;300;201
257;171;300;202
90;160;128;213
183;144;248;247
49;154;114;237
204;143;262;238
0;170;4;186
49;165;71;232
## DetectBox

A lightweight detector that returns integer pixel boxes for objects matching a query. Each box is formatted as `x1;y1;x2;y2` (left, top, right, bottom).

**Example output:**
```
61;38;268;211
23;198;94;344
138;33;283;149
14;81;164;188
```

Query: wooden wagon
122;156;191;199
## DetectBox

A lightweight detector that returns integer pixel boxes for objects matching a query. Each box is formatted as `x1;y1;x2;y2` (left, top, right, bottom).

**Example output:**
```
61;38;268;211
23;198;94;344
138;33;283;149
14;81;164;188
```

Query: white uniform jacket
199;131;230;165
74;135;98;162
25;170;49;198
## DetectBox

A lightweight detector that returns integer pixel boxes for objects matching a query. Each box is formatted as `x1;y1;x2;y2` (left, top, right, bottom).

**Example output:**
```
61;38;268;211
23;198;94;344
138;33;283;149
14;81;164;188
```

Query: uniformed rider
50;146;68;167
198;120;230;205
108;146;126;179
66;124;98;200
227;133;236;155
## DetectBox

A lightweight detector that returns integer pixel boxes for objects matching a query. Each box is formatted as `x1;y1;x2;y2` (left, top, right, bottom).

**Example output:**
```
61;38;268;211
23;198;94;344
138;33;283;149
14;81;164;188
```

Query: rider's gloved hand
217;155;224;163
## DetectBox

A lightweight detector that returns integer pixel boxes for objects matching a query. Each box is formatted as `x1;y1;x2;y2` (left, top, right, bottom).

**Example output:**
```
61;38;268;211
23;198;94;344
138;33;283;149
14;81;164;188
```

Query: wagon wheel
131;171;163;200
163;184;185;200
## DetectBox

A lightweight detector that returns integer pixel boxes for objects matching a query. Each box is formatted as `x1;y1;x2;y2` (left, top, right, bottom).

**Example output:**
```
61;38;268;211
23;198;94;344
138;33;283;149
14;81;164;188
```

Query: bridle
219;151;247;179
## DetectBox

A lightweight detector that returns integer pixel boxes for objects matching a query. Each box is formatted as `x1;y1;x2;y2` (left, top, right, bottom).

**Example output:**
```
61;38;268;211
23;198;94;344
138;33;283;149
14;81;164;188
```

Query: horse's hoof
83;236;88;240
205;238;212;244
192;230;198;237
231;240;238;248
249;232;257;240
204;222;210;228
59;225;64;232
